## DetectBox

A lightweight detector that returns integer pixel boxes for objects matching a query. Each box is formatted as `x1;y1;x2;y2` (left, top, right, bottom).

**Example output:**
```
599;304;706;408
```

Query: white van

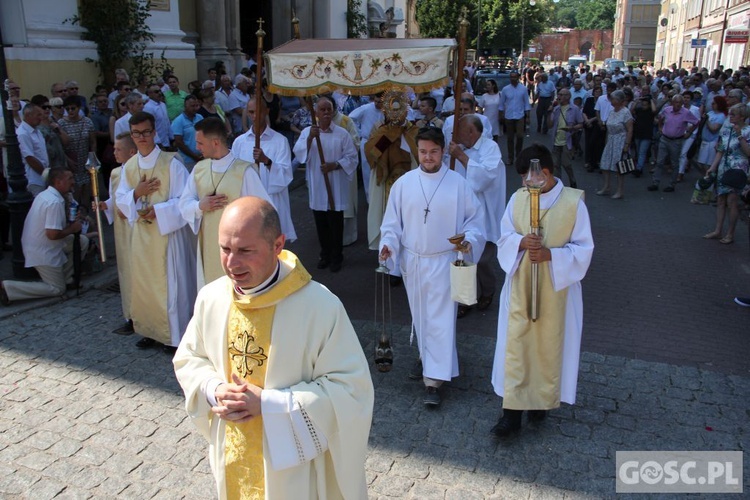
567;56;588;72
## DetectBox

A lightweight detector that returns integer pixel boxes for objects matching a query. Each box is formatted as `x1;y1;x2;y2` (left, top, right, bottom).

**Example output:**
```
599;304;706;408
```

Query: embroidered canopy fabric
265;38;456;96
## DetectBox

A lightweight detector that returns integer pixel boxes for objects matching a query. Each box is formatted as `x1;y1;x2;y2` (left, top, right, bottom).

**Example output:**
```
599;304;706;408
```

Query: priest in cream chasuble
174;197;374;499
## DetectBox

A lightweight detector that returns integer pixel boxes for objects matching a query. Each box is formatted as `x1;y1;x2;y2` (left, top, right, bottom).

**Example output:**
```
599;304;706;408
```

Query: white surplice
379;165;485;382
462;136;507;243
293;123;358;211
491;179;594;404
115;147;197;347
231;127;297;241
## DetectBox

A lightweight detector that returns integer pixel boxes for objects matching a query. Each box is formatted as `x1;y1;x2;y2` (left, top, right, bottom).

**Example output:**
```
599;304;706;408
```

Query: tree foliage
416;0;615;52
347;0;369;38
416;0;549;53
66;0;169;85
549;0;616;30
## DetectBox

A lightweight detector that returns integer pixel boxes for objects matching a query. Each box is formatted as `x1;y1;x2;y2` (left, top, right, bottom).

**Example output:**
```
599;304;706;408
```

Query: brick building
529;30;614;62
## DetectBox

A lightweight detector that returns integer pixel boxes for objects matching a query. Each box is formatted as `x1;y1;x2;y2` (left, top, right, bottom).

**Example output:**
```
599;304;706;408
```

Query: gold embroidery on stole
504;187;582;410
193;159;248;283
223;250;312;500
124;152;174;344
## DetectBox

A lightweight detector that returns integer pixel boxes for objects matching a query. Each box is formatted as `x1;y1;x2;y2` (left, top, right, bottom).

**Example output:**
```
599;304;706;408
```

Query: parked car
567;56;588;73
473;70;512;96
603;58;626;72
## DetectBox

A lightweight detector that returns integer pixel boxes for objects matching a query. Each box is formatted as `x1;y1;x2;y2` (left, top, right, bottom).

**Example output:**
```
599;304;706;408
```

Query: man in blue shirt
171;95;204;171
499;70;531;165
534;73;556;134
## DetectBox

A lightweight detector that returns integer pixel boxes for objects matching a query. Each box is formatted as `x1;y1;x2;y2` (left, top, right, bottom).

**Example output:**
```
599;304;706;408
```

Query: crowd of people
1;56;749;496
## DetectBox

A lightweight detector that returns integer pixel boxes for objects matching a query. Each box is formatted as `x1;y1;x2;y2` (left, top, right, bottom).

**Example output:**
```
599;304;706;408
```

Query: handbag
719;168;748;190
616;153;636;175
450;260;477;306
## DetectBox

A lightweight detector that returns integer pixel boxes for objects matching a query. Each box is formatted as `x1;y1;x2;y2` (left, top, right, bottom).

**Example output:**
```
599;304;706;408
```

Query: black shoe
632;170;642;178
389;275;403;287
316;258;330;269
0;282;10;306
647;184;659;191
570;182;577;189
476;294;494;311
112;320;134;336
330;260;342;273
162;345;177;355
135;337;157;349
457;304;471;319
527;410;548;422
66;283;82;291
734;297;750;307
491;409;522;437
663;185;675;192
408;359;423;380
423;386;441;406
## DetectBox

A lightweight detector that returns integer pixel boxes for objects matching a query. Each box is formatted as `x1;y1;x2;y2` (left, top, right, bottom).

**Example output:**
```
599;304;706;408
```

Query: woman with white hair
597;90;633;200
703;103;750;244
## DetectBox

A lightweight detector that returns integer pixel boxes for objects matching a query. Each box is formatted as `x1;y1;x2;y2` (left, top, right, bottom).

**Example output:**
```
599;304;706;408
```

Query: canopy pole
450;7;470;171
254;19;265;150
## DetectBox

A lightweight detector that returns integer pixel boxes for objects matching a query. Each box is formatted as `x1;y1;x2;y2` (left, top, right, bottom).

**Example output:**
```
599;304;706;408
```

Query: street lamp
0;22;34;276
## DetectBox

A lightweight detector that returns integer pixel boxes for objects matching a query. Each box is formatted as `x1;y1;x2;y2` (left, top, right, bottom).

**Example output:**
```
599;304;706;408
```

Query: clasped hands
213;373;263;423
519;233;551;263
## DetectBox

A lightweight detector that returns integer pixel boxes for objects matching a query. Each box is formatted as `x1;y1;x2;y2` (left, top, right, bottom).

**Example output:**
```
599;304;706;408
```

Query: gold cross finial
256;18;266;37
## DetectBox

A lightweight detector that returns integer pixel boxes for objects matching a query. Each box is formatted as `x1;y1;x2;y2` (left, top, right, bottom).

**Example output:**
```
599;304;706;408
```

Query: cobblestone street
1;126;748;498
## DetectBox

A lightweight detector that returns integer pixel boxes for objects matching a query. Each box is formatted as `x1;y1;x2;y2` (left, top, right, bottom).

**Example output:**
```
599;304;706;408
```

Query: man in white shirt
1;169;89;304
448;114;506;316
231;99;296;242
114;93;145;138
214;75;233;114
293;96;358;273
143;85;173;149
228;75;251;135
16;104;49;196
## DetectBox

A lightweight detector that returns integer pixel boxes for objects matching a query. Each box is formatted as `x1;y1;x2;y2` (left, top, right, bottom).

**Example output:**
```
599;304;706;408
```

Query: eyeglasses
68;87;78;91
65;106;79;112
130;129;154;138
41;105;51;109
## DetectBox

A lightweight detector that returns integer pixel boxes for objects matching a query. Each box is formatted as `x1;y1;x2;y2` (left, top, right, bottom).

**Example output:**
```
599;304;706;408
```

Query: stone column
196;0;231;82
225;0;245;77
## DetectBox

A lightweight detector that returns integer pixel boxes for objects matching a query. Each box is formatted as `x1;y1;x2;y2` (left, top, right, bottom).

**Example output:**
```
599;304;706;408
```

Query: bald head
219;197;285;289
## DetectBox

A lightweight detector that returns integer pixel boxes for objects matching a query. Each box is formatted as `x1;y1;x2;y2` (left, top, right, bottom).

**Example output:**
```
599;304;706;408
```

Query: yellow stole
193;158;248;284
504;186;583;410
110;167;132;320
124;151;175;344
224;250;311;500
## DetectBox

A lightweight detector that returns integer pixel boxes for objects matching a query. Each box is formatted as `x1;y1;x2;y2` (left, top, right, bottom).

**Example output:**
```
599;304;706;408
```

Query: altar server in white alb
490;144;594;438
179;117;270;288
115;111;197;353
293;95;358;273
232;99;297;243
379;127;485;407
448;113;506;317
174;196;373;500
